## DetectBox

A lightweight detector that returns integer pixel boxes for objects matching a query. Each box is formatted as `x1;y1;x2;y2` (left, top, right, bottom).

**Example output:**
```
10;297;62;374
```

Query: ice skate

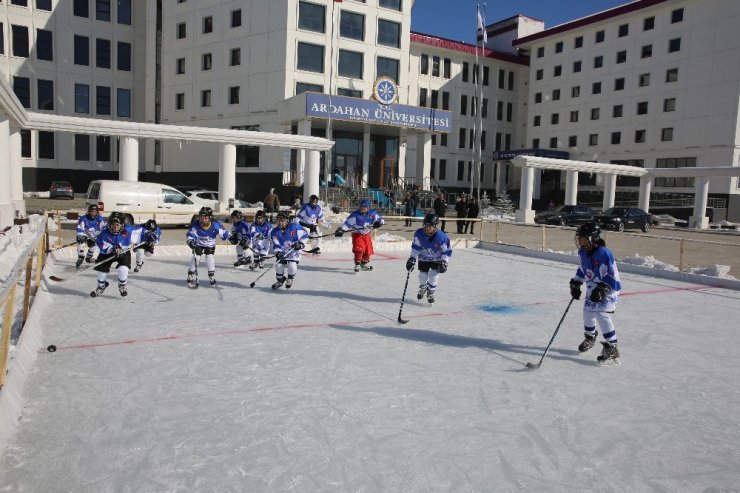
234;257;251;267
187;270;198;289
85;254;94;263
427;291;435;304
90;281;109;298
417;285;427;300
208;271;217;286
134;261;144;273
360;262;373;271
354;263;361;273
76;256;84;268
271;279;284;290
118;282;128;297
285;278;293;289
596;342;620;366
578;333;597;353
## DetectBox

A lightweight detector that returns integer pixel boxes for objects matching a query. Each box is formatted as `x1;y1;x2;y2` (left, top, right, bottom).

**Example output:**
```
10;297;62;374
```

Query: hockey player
248;210;273;269
405;213;452;304
228;210;252;267
569;222;623;365
133;219;161;273
297;194;326;253
91;211;140;297
186;206;230;287
334;198;384;272
270;211;309;289
75;204;106;267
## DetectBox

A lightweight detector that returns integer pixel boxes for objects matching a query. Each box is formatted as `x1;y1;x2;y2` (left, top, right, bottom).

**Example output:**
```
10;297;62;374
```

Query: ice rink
1;244;739;491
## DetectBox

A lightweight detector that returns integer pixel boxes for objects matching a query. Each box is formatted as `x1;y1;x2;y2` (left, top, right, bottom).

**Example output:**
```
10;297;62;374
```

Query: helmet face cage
276;212;290;225
145;219;157;230
108;212;124;230
575;223;601;249
423;213;439;227
255;210;266;223
87;205;98;217
199;206;213;218
230;210;243;222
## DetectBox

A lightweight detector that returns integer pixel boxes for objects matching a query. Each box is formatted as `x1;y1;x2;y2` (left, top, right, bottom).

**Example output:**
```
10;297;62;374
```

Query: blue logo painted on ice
373;76;398;105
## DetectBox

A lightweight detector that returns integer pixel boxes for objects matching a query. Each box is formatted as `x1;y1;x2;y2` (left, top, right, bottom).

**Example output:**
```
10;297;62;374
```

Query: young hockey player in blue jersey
334;198;384;272
569;222;623;365
90;211;141;298
75;204;106;268
133;219;161;273
297;194;326;254
405;213;452;304
248;210;273;270
186;206;230;287
270;211;309;289
228;210;252;267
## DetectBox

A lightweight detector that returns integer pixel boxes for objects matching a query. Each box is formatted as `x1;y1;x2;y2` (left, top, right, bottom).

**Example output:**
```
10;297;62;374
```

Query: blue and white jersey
139;225;161;245
76;214;106;239
297;203;326;227
339;209;384;236
271;223;309;262
230;220;251;243
249;220;273;253
186;220;229;248
410;229;452;263
95;225;142;255
574;245;622;311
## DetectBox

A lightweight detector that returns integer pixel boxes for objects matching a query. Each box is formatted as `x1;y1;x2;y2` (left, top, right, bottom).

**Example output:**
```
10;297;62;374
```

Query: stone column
297;120;312;186
495;162;507;196
398;137;407;188
638;175;652;212
362;131;371;188
690;177;710;229
305;150;320;202
119;137;139;182
514;165;535;224
602;174;617;211
564;170;579;205
415;134;431;190
0;115;13;228
9;126;25;217
218;143;236;211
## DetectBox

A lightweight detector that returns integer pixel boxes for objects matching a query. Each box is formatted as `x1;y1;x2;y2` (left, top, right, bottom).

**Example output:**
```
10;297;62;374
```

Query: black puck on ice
47;345;57;353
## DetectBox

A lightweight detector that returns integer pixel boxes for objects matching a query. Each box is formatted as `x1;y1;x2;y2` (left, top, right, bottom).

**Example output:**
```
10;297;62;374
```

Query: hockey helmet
87;204;99;217
108;212;124;232
359;198;371;208
575;222;602;248
276;211;290;222
199;206;214;218
230;210;243;221
309;194;319;203
255;210;266;223
423;213;439;227
144;219;158;231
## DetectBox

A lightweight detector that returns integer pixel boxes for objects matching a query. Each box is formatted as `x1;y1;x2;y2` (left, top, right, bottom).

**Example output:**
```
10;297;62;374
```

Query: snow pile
619;254;680;272
0;216;46;287
685;264;737;279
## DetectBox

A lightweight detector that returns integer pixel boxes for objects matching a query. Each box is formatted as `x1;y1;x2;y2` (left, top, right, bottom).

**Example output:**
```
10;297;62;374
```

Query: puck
47;345;57;353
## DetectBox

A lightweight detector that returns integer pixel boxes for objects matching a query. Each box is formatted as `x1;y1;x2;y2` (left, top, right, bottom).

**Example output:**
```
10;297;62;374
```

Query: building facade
2;0;739;214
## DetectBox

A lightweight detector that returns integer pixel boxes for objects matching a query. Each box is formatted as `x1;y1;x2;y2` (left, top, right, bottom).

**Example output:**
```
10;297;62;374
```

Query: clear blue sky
411;0;628;44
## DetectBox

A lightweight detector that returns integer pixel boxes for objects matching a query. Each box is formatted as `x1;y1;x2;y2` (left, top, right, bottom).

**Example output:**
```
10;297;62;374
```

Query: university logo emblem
372;76;398;105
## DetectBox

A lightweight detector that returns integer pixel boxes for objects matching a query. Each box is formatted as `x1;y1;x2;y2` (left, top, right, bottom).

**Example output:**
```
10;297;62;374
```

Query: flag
477;6;487;44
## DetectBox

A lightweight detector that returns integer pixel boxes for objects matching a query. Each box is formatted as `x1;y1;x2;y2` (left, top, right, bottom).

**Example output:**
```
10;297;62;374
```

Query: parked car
49;181;74;199
595;207;653;232
175;185;207;194
535;205;597;226
185;190;220;209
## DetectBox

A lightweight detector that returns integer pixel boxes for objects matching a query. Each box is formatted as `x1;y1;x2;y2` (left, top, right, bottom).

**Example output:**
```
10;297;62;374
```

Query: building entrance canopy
493;148;569;161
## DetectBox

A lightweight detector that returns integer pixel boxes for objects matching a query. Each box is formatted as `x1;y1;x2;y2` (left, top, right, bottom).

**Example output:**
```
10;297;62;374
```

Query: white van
86;180;204;226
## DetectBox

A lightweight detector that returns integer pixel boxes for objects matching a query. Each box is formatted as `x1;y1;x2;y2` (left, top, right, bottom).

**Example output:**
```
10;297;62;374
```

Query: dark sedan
49;181;74;199
535;205;597;226
595;207;653;232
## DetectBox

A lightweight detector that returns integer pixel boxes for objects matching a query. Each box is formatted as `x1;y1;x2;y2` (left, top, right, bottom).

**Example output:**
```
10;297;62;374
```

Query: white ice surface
1;247;740;492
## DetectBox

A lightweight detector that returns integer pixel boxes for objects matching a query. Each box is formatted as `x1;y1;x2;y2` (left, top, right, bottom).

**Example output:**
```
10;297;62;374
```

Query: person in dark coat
403;192;416;227
465;197;480;234
432;192;447;232
455;195;468;234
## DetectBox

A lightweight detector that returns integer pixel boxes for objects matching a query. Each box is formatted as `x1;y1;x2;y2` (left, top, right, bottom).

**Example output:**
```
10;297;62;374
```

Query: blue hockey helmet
359;198;371;208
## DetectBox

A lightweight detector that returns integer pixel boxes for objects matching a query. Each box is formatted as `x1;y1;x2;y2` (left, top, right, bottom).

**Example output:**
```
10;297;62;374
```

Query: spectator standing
403;192;416;227
432;191;447;232
465;197;480;234
263;188;280;214
455;195;468;234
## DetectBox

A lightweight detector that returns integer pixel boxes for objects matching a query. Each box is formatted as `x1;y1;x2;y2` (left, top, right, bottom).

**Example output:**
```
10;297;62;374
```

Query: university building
1;0;739;218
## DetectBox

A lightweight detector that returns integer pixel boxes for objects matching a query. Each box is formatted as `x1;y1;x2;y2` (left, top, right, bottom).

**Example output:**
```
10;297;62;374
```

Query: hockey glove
334;228;344;237
76;235;87;244
406;257;416;272
254;234;264;241
228;234;239;245
569;280;582;300
275;251;285;261
114;247;124;258
590;282;609;303
372;221;382;229
293;241;305;251
437;262;448;274
239;238;250;249
187;239;196;251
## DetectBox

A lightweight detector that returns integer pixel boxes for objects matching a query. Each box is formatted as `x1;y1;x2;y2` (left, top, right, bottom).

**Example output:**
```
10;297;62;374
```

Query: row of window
72;0;132;25
534;8;684;57
12;76;131;116
534;68;679;104
0;24;131;70
419;55;516;91
298;2;402;49
531;127;675;149
534;38;681;81
533;97;677;128
19;130;119;163
297;41;400;83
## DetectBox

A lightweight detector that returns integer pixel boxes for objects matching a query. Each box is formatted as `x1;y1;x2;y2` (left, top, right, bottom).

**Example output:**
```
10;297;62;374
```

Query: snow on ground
1;243;739;491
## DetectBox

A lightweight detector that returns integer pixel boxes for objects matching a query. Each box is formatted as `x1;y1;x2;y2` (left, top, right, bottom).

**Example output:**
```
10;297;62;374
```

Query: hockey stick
525;297;576;370
397;270;412;324
249;259;277;288
49;242;146;282
46;239;78;253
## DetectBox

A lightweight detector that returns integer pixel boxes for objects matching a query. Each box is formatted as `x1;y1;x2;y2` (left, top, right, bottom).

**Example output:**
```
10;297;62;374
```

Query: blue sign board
305;93;452;133
492;149;570;160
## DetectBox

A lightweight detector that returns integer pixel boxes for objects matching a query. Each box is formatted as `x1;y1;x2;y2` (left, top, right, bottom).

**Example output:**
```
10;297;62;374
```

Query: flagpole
476;3;487;202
